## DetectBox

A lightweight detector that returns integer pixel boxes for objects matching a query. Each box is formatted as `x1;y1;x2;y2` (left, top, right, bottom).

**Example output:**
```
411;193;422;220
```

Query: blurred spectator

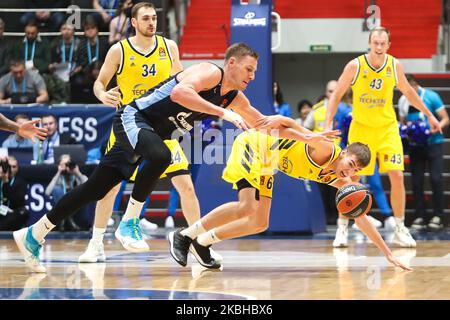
0;156;29;231
71;17;108;103
273;81;292;117
399;74;449;231
33;114;76;164
168;0;182;41
92;0;120;30
109;0;133;45
20;0;69;32
47;23;82;103
0;18;12;77
45;154;90;231
0;60;49;104
11;21;51;75
2;114;35;148
294;99;312;126
333;88;352;147
303;80;337;131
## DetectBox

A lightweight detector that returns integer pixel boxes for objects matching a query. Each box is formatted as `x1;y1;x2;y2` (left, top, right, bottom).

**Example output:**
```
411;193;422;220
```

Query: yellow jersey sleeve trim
305;144;322;169
162;36;173;69
350;57;360;86
117;40;125;75
392;57;399;86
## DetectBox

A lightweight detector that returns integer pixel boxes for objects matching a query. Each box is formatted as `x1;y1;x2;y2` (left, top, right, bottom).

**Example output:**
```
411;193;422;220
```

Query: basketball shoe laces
125;218;143;241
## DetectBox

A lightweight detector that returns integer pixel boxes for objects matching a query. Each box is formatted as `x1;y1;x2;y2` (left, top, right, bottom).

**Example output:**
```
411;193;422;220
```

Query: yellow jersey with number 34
117;35;173;106
351;54;398;127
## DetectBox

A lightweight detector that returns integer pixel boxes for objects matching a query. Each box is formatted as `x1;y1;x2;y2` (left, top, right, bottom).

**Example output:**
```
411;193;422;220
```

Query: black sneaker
411;218;426;231
190;240;222;269
168;229;192;267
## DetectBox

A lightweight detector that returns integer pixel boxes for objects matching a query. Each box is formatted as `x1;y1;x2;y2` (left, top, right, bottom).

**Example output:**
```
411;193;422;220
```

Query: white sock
337;218;349;228
197;229;221;247
395;216;405;227
32;215;55;243
122;196;145;221
91;227;106;244
181;220;207;240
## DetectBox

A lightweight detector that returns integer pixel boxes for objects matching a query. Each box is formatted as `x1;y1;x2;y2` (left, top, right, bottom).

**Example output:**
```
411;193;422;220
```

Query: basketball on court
335;183;372;218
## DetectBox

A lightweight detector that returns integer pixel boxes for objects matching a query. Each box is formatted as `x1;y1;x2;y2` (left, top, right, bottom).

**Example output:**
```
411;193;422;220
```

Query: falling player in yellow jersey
168;126;411;271
324;26;442;248
78;2;212;262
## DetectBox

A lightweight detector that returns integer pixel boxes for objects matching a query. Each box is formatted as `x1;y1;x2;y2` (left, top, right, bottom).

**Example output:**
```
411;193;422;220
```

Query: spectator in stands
20;0;69;32
273;81;292;117
11;21;51;75
0;18;12;77
168;0;182;42
399;74;449;231
0;60;49;104
47;23;82;103
32;114;76;164
2;114;35;148
109;0;133;45
71;17;108;103
294;99;312;126
92;0;120;30
0;156;29;231
45;154;90;231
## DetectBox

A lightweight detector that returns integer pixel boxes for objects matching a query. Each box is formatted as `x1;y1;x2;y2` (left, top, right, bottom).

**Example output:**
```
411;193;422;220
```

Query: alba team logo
159;47;166;57
386;66;392;77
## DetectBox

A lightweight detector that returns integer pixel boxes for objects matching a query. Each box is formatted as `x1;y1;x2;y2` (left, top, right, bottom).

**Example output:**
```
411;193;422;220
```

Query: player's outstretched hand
386;253;413;271
17;119;48;142
254;115;284;130
304;130;341;143
100;85;121;108
222;109;249;130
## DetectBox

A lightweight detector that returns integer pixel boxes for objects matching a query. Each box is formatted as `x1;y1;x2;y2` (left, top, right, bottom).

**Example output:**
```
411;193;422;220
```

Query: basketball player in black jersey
13;43;339;273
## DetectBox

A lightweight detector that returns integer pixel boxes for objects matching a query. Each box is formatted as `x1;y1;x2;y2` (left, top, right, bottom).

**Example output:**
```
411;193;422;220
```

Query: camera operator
0;156;29;231
45;154;89;231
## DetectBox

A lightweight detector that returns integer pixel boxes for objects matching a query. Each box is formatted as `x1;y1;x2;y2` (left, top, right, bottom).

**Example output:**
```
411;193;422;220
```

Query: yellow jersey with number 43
117;35;173;106
351;54;398;127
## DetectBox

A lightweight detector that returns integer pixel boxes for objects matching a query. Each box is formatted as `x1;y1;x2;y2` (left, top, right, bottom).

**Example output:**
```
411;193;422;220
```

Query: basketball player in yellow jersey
78;2;203;262
324;26;442;248
168;126;411;271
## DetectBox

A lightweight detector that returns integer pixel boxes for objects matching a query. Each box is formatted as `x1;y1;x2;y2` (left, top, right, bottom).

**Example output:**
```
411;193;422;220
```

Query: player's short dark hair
225;42;259;62
131;2;155;19
369;26;390;42
346;142;371;168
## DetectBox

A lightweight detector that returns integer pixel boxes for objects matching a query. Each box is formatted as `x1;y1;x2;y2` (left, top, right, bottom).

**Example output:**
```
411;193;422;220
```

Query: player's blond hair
369;26;391;42
225;43;259;62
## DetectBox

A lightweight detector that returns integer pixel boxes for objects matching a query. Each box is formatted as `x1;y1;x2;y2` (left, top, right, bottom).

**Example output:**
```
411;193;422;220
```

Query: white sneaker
139;218;158;232
333;225;348;248
78;240;106;263
384;216;397;231
352;215;382;230
115;218;150;253
107;218;115;227
393;225;417;248
13;227;46;273
165;216;175;228
209;248;223;263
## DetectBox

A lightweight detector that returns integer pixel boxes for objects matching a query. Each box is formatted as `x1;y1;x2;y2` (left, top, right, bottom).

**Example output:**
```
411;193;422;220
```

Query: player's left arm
354;215;412;271
395;59;442;133
166;39;183;75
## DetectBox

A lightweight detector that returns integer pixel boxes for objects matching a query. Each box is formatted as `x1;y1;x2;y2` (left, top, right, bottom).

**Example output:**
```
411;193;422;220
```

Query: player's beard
137;26;156;38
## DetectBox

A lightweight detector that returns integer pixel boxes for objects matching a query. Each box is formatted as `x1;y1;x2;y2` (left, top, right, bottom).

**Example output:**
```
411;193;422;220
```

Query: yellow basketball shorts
106;129;189;182
222;132;274;198
348;121;404;175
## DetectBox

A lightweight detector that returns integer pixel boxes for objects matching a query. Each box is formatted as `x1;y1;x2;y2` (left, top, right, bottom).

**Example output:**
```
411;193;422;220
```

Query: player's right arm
93;43;121;108
324;59;358;131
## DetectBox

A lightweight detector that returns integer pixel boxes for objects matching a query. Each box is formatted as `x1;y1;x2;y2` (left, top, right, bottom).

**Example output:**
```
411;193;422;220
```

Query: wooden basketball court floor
0;228;449;300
